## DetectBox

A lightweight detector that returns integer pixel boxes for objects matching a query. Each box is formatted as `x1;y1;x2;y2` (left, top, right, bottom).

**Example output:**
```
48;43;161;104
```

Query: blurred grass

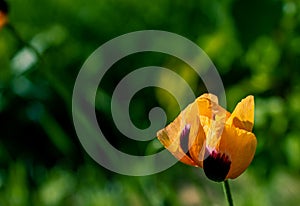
0;0;300;205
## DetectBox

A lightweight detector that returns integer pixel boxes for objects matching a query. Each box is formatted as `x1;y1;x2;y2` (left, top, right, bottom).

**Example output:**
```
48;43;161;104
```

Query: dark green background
0;0;299;205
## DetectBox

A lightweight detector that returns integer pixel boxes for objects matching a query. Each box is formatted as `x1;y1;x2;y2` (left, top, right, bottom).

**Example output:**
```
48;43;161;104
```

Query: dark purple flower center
0;0;9;14
180;124;191;158
203;149;231;182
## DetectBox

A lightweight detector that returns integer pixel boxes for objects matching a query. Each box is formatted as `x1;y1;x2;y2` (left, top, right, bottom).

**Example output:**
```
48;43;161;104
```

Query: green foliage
0;0;300;205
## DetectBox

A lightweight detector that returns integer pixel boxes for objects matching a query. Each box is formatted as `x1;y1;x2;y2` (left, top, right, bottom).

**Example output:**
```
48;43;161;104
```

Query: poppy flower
0;0;8;29
157;93;257;182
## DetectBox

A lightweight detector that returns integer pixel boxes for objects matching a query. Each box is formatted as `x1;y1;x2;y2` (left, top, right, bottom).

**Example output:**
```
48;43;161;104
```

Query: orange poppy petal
187;104;206;168
196;94;230;150
157;104;198;166
199;93;219;104
195;93;230;122
218;125;257;179
0;12;7;28
226;95;254;132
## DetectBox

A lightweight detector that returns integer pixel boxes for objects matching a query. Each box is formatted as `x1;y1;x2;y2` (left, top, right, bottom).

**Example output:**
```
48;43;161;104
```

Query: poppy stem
5;22;71;104
223;180;234;206
5;23;42;60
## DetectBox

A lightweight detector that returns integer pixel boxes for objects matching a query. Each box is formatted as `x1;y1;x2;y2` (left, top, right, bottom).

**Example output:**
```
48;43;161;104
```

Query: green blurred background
0;0;300;205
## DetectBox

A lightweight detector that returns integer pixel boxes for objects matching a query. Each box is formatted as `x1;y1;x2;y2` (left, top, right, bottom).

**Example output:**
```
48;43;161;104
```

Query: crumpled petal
195;93;230;121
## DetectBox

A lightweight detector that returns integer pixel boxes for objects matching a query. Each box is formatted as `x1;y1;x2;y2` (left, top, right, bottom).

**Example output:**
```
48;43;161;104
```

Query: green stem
5;22;71;104
5;23;42;60
223;180;234;206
